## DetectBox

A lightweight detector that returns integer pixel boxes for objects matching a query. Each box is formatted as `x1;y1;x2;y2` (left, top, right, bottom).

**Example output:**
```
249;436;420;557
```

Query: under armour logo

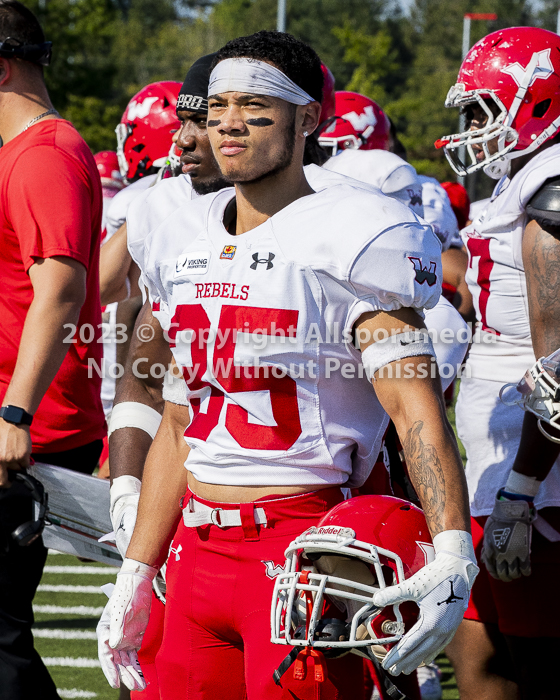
250;252;275;270
408;257;438;286
127;96;158;121
437;581;464;606
170;544;182;561
502;49;553;88
262;560;286;579
342;105;378;132
492;527;511;549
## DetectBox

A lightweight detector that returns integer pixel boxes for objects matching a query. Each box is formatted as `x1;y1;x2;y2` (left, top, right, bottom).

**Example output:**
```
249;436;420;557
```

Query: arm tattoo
528;226;560;353
403;420;447;536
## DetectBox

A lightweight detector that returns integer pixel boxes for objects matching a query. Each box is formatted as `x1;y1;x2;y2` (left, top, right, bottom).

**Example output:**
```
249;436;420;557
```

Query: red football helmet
436;27;560;178
441;181;471;230
318;91;391;156
319;64;336;126
116;81;181;183
271;495;433;662
94;151;124;191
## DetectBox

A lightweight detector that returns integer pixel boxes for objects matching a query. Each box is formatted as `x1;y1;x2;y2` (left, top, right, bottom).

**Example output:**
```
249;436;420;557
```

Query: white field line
44;657;101;668
38;584;104;594
33;629;97;640
34;605;104;616
43;566;118;575
58;691;97;699
48;550;63;555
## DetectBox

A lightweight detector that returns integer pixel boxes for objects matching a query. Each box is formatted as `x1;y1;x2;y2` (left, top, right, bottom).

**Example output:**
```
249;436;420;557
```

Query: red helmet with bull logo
116;81;181;183
318;91;391;156
436;27;560;178
271;495;433;664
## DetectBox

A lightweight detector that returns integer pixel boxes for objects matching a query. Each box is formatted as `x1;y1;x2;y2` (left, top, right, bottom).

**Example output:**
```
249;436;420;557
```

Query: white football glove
108;557;157;653
97;597;146;691
482;491;535;582
110;475;141;559
373;530;479;676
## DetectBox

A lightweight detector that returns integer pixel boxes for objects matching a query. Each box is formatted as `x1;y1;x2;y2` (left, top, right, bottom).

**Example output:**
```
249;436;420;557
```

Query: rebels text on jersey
142;183;441;489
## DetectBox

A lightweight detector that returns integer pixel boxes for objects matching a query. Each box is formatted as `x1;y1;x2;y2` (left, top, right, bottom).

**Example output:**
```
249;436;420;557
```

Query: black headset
0;37;52;66
10;472;49;547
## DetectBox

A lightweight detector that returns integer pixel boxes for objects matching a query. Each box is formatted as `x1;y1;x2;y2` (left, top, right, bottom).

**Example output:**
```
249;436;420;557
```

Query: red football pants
155;487;366;700
130;592;165;700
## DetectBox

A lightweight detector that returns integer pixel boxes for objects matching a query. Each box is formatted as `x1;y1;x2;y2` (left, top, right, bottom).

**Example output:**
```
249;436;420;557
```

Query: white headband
208;57;315;106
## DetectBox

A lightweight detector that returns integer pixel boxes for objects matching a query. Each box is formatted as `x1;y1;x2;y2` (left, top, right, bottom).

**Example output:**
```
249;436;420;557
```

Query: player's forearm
125;403;190;568
399;411;470;538
100;223;132;306
518;219;560;479
510;412;560;482
376;365;470;538
109;304;169;483
3;295;82;413
109;375;163;483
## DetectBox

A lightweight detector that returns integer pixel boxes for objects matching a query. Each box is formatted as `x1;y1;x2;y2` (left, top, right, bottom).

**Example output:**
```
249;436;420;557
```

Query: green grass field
34;552;119;699
34;385;465;699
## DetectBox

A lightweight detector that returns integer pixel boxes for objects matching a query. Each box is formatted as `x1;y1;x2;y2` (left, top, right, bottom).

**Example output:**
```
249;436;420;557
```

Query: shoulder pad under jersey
527;177;560;228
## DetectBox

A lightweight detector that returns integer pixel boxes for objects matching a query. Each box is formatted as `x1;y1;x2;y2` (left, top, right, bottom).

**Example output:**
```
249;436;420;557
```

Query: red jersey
0;119;106;452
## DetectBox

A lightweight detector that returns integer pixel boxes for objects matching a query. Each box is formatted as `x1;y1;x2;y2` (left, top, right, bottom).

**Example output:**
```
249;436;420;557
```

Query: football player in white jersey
98;53;231;699
100;30;476;700
319;92;472;324
437;26;560;700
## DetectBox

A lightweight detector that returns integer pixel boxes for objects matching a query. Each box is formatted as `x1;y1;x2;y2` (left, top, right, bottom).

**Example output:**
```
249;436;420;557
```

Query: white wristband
361;330;436;379
119;557;158;582
505;470;541;498
108;402;162;439
110;475;141;514
433;529;476;564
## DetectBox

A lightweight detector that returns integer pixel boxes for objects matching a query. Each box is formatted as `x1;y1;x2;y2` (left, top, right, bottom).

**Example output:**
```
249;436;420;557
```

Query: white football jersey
457;144;560;516
100;173;159;415
105;173;158;240
418;176;460;251
127;173;195;274
461;143;560;382
322;149;424;218
142;183;442;488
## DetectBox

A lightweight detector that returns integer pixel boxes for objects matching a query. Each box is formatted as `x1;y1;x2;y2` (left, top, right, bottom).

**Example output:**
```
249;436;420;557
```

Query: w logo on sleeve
408;257;438;286
262;560;286;579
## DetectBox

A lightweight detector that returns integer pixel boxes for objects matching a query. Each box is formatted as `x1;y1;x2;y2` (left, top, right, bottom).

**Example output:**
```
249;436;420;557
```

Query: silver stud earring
303;131;309;137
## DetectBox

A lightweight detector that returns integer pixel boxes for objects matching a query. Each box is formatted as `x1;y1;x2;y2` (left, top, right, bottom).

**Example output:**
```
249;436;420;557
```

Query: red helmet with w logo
318;91;391;156
437;27;560;178
116;81;181;183
271;495;433;662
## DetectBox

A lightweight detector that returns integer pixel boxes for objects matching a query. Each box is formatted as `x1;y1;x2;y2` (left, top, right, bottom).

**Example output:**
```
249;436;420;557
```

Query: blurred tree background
28;0;545;181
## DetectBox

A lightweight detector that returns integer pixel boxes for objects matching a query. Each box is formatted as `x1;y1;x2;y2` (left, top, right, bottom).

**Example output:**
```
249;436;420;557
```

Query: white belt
182;497;268;528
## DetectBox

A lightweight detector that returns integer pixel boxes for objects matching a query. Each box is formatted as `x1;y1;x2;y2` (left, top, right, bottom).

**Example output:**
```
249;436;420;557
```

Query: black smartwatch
0;405;33;427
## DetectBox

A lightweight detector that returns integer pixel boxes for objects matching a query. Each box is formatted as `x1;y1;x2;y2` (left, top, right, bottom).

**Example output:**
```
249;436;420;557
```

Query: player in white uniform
100;31;476;700
98;53;232;700
437;26;560;700
94;151;125;237
103;73;466;700
320;93;467;700
319;95;468;395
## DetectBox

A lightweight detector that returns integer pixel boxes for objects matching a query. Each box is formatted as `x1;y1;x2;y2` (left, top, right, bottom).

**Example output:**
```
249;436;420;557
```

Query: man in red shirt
0;2;105;697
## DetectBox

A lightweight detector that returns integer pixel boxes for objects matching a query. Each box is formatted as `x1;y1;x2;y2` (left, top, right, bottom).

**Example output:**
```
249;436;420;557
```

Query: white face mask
500;349;560;443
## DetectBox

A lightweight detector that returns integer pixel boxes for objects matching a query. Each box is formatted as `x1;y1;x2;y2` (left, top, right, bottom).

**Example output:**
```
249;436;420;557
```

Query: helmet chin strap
483;156;511;180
